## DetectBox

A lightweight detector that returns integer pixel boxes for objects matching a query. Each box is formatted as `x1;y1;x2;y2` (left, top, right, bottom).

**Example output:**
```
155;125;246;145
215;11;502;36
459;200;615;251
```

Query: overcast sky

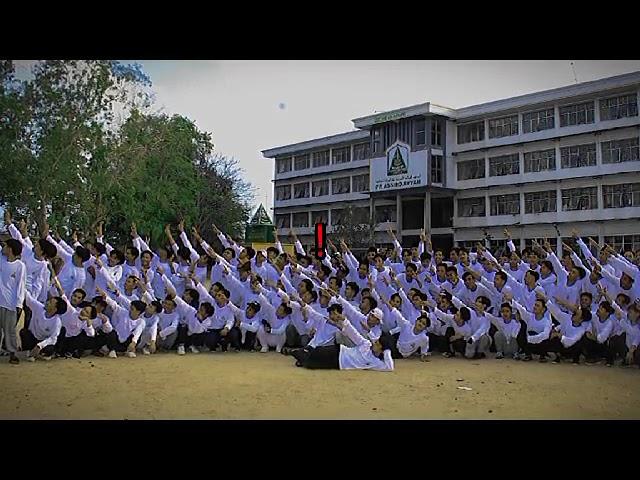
13;60;640;217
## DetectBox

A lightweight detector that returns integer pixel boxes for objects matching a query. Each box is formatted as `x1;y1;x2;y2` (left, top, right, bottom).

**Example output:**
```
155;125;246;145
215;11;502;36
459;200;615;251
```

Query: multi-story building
262;71;640;256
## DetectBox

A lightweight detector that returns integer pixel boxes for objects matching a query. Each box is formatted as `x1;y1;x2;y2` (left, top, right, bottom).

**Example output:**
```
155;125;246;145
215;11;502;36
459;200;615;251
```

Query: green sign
374;111;406;124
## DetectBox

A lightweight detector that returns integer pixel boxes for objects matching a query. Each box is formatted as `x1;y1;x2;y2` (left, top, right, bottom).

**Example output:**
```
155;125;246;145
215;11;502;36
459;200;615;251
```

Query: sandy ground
1;350;639;419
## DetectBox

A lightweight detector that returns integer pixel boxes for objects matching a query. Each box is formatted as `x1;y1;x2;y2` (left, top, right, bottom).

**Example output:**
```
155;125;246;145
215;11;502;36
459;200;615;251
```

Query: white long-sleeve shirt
158;310;180;339
590;314;615;344
305;306;340;348
547;301;587;348
337;319;394;371
24;291;62;349
487;312;521;340
59;295;95;338
8;224;50;301
0;255;26;311
103;295;145;343
512;300;552;344
389;311;430;356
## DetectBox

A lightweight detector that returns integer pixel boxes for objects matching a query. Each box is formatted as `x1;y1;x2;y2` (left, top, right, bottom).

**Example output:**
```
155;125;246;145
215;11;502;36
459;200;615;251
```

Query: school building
261;71;640;256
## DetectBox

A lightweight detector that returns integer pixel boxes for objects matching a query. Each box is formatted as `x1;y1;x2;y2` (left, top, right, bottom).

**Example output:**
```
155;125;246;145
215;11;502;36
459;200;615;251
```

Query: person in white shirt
544;299;591;364
582;296;619;366
98;292;148;358
0;238;27;364
155;298;181;351
19;291;66;361
255;294;290;353
481;299;520;359
511;295;552;362
285;313;394;371
388;311;431;361
52;277;97;359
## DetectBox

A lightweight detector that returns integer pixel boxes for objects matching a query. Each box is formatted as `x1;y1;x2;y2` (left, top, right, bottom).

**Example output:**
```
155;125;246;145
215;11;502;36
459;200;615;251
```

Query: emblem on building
386;142;409;176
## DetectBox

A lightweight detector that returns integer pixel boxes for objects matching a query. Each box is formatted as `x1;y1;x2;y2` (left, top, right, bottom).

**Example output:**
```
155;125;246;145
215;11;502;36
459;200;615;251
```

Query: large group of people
1;209;639;373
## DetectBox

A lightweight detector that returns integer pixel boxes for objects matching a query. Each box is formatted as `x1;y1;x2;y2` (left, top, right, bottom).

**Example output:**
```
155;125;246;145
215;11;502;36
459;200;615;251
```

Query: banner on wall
370;141;426;192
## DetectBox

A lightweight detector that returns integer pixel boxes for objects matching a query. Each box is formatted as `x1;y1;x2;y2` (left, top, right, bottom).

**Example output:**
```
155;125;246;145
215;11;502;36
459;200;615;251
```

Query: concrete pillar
424;191;431;232
396;193;402;243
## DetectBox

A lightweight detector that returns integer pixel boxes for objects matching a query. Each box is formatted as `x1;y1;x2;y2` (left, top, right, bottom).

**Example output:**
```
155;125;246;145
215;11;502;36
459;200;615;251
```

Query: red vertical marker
315;222;326;259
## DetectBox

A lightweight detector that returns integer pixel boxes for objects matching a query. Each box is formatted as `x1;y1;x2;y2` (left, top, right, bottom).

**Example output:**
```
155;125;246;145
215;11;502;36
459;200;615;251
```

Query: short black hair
266;246;279;256
131;300;147;314
405;262;417;273
110;249;125;264
4;238;23;257
495;271;507;283
345;282;360;295
459;307;471;322
436;262;448;270
580;291;593;301
500;302;513;312
279;304;293;316
420;252;432;262
300;279;314;292
126;246;140;258
462;271;473;281
141;250;154;259
151;300;163;314
476;296;491;309
320;265;332;277
574;266;586;279
72;288;87;300
526;269;540;281
92;296;108;311
223;247;236;258
184;288;200;304
92;241;107;256
364;296;378;309
201;302;215;317
541;260;554;273
75;246;91;263
327;303;343;314
329;276;342;289
177;247;191;261
247;301;261;313
38;239;58;259
53;297;68;315
446;266;458;275
307;290;318;302
578;307;592;323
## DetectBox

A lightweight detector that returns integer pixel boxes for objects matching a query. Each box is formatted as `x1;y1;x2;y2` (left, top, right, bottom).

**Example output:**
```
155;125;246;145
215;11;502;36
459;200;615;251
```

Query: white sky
13;60;640;217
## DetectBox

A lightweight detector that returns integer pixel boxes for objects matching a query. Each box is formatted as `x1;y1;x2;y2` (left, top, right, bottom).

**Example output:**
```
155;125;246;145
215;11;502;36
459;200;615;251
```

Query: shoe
108;350;117;359
189;346;200;354
552;356;561;364
513;353;521;360
0;350;9;357
275;345;282;353
478;352;486;359
200;346;210;353
93;350;105;357
125;351;136;358
521;354;532;362
100;345;110;355
177;345;186;356
260;346;269;353
9;355;19;365
142;347;151;355
495;352;504;359
40;355;52;362
605;362;612;367
27;355;36;362
539;356;548;363
442;352;454;358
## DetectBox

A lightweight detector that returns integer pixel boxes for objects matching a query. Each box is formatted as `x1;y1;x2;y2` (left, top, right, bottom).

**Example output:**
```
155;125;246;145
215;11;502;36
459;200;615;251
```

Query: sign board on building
373;111;406;124
370;141;426;192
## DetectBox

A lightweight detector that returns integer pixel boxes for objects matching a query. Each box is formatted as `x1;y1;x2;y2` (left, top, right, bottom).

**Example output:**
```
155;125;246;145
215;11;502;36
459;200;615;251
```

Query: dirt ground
1;351;639;419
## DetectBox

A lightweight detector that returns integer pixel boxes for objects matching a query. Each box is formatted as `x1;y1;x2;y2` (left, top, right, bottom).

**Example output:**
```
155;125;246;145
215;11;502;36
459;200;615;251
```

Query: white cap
370;308;384;320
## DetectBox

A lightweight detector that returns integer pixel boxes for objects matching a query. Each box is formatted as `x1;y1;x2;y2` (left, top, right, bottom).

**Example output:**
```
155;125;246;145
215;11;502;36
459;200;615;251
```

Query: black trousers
293;345;340;370
443;327;466;355
380;331;402;359
242;331;257;350
488;323;498;353
19;328;55;356
582;336;620;364
285;324;310;348
55;328;94;355
219;326;241;351
544;336;584;362
104;331;135;352
428;333;448;353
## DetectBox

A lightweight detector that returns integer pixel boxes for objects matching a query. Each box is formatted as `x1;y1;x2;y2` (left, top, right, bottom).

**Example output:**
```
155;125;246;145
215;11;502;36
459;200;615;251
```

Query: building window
275;214;290;229
332;177;351;194
599;93;639;121
332;146;351;165
415;118;426;146
457;121;484;144
311;210;329;224
431;120;442;146
331;209;345;226
601;137;640;164
525;190;557;214
489;154;520;177
457;158;485;180
293;182;310;199
352;174;370;193
275;185;291;201
353;142;370;161
490;194;520;216
375;205;397;223
353;206;371;223
456;240;484;251
488;115;519;139
372;127;382;155
559;101;595;127
560;143;596;168
292;212;309;228
397;119;412;144
603;183;640;208
312;150;330;168
276;157;292;174
524;149;556;173
431;155;443;183
562;187;598;211
603;235;640;254
525;237;557;252
294;154;310;171
312;179;329;197
458;197;486;217
522;108;555;133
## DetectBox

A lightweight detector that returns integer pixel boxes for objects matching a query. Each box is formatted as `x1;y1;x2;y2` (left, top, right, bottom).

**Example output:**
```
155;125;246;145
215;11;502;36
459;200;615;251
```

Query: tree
0;60;151;233
330;205;378;250
195;153;254;244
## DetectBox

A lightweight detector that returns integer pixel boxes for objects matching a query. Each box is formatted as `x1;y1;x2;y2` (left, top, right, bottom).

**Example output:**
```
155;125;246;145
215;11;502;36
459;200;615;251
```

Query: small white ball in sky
278;102;286;110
